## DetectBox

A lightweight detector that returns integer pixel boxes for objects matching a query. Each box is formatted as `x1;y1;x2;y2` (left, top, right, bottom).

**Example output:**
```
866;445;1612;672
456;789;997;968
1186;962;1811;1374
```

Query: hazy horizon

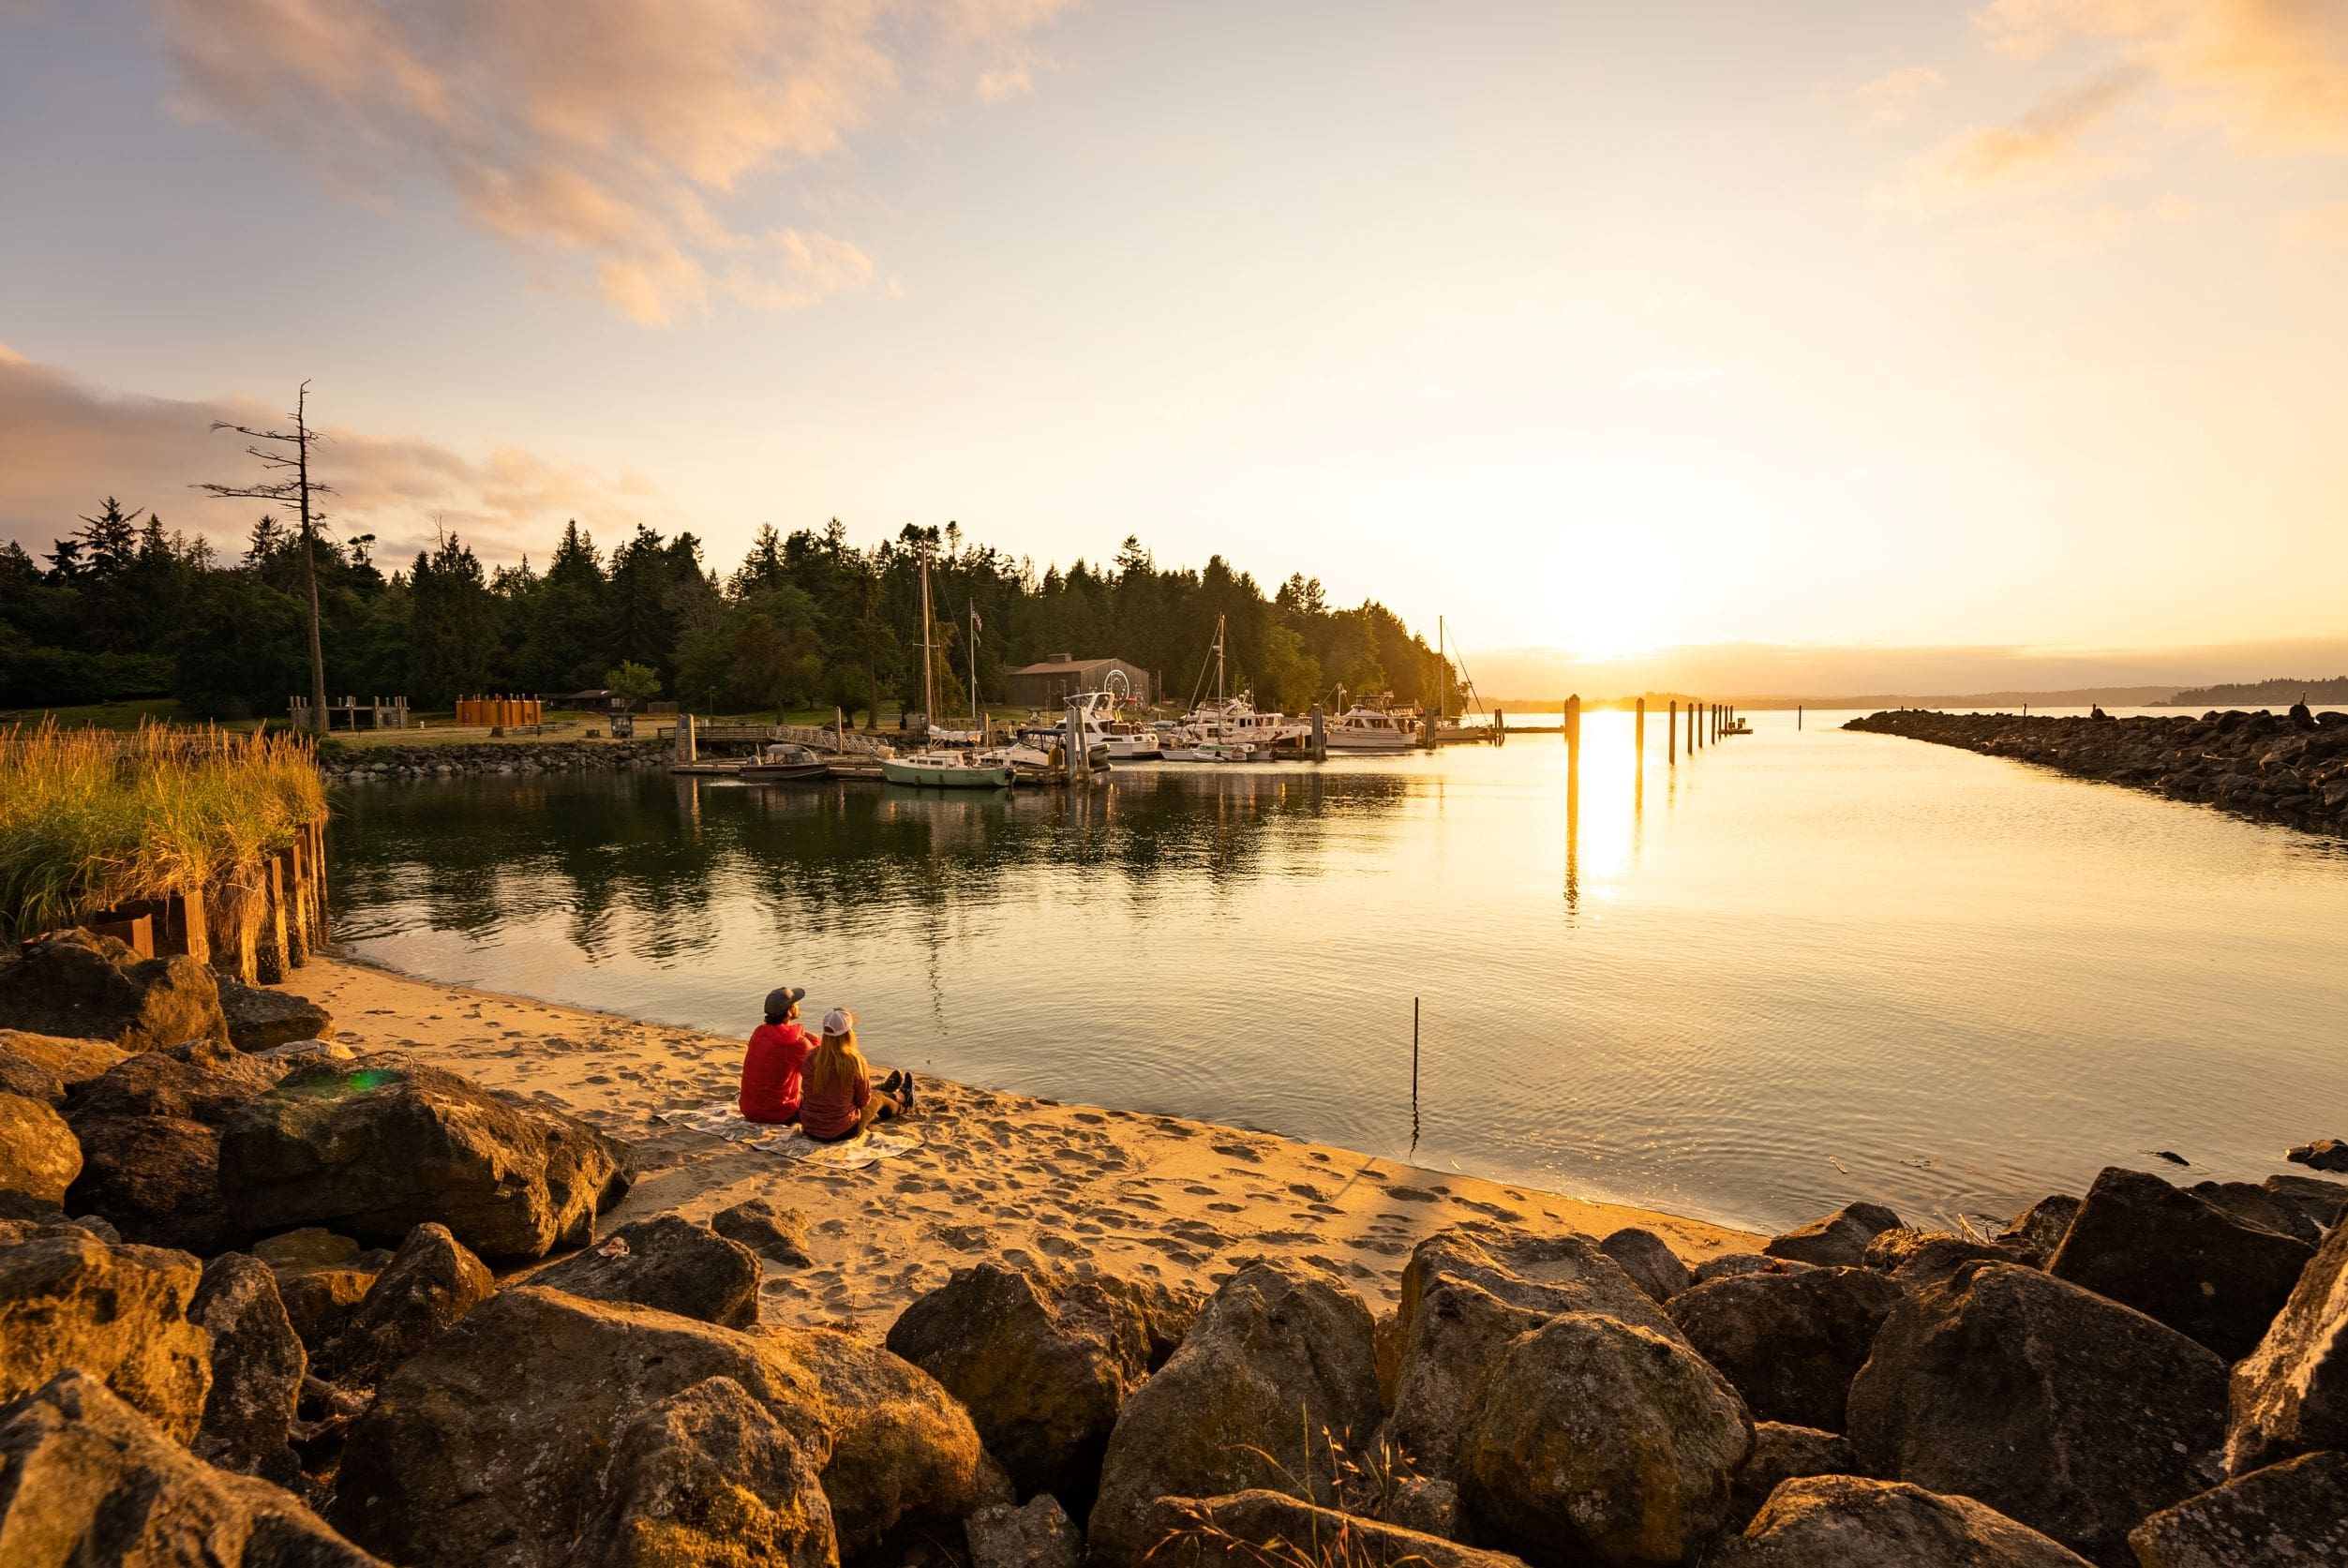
6;2;2345;665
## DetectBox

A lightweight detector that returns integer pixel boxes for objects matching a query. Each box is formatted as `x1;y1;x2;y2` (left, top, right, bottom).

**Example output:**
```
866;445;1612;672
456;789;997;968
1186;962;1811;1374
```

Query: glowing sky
3;1;2344;679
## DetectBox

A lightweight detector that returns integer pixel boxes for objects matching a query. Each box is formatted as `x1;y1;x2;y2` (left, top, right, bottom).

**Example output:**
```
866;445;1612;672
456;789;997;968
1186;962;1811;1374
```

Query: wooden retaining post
164;887;208;965
282;844;310;968
254;856;289;985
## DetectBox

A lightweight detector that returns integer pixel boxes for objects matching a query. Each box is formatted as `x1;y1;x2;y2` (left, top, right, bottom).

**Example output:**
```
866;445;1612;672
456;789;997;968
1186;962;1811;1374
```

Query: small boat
740;742;830;782
1325;704;1418;753
879;752;1014;789
888;551;1012;788
1160;732;1257;763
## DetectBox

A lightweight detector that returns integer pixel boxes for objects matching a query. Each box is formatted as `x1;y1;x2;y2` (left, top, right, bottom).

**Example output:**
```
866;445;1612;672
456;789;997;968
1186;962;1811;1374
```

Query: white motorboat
1325;705;1419;752
1160;735;1256;762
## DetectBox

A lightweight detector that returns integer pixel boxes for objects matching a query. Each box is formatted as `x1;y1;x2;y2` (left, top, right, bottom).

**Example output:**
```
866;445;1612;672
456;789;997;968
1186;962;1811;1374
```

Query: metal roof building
1003;654;1152;708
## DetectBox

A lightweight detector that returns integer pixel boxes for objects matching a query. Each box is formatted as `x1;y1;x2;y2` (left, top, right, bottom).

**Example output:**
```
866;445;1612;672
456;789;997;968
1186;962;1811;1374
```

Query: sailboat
880;548;1013;789
1162;616;1264;762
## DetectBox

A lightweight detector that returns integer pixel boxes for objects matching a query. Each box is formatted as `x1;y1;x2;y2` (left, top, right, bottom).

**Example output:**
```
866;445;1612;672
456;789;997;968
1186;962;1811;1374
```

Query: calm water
325;710;2348;1235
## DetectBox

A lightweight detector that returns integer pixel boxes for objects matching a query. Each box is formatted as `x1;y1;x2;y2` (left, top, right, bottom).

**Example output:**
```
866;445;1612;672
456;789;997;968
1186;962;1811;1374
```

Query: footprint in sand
1211;1143;1263;1163
1388;1187;1441;1202
1287;1183;1329;1202
1182;1184;1219;1196
1206;1202;1244;1214
1073;1112;1107;1126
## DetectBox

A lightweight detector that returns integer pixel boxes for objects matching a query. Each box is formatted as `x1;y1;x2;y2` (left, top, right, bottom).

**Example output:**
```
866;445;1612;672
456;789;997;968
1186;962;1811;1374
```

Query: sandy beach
297;955;1758;1331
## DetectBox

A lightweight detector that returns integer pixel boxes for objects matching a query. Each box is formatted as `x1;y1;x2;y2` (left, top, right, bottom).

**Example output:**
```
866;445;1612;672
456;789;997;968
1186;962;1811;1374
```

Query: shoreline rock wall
320;739;675;782
1846;708;2348;835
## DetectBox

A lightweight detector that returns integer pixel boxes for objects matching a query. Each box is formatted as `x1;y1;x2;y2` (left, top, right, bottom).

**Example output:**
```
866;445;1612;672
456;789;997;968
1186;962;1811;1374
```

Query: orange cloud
1937;67;2146;187
144;0;1071;324
1855;66;1948;127
1975;0;2348;155
0;346;660;564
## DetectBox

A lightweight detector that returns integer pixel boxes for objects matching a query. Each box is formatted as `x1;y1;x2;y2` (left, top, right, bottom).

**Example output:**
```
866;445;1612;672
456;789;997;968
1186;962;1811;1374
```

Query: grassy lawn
0;698;204;732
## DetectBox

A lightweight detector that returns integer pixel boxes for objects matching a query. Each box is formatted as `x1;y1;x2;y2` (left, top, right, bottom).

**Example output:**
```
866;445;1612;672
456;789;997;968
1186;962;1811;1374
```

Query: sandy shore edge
297;953;1759;1332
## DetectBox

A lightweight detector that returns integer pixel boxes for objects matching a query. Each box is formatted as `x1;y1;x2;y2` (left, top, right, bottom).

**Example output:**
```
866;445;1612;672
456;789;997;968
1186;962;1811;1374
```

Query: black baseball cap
765;986;807;1016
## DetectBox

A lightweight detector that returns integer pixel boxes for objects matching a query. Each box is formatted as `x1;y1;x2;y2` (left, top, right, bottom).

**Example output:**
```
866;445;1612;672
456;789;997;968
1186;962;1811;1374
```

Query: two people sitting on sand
738;985;915;1141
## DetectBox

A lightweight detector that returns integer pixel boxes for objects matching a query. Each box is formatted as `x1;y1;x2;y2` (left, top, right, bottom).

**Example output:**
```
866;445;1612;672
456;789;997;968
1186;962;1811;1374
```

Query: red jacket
739;1022;812;1124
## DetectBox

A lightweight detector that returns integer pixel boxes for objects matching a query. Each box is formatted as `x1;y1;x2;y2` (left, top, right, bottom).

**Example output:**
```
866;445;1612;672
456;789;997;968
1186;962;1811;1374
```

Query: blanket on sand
661;1100;923;1170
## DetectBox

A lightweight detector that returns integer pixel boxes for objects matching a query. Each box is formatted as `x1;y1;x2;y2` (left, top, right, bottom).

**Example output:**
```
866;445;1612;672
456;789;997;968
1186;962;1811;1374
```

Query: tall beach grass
0;720;327;943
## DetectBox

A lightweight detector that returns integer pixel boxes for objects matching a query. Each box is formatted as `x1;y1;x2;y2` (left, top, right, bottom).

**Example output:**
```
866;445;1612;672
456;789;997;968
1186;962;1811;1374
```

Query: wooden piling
255;856;288;985
1669;700;1677;763
1799;705;1803;730
1636;696;1645;755
1310;704;1327;761
282;844;310;968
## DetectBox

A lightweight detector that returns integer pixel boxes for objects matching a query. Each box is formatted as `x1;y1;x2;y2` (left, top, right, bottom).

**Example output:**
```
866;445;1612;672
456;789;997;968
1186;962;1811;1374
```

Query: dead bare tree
197;381;332;733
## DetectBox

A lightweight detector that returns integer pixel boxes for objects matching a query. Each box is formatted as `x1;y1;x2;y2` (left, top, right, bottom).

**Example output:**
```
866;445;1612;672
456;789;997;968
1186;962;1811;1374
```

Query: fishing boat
883;548;1015;789
1014;689;1114;765
740;741;830;781
1324;704;1418;752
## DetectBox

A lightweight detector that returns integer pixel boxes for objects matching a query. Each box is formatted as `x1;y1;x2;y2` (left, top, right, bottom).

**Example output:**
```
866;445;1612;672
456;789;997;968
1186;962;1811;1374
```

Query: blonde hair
806;1025;868;1098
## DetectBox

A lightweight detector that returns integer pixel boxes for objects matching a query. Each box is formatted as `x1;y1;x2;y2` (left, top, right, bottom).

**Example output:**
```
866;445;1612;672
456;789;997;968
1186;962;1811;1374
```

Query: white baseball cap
821;1007;855;1037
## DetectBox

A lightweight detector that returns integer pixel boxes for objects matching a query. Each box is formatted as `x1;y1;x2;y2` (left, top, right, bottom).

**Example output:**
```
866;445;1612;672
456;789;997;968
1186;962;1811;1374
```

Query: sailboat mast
919;547;935;734
968;603;980;724
1438;615;1446;723
1215;615;1225;706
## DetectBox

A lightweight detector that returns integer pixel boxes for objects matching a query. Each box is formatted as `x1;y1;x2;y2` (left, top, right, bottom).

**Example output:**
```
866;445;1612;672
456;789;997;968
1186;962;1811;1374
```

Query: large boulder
254;1228;388;1350
782;1320;1012;1557
1727;1423;1855;1531
1666;1266;1903;1431
0;1029;127;1101
189;1252;307;1479
220;1057;631;1262
2048;1166;2315;1360
1710;1475;2092;1567
2188;1180;2321;1246
1600;1227;1691;1303
60;1038;287;1252
0;929;227;1051
0;1232;211;1442
1861;1227;2023;1286
2226;1215;2348;1473
887;1262;1152;1501
215;974;335;1052
2127;1450;2348;1568
0;1092;78;1208
1387;1231;1682;1478
1695;1253;1817;1286
712;1195;815;1267
1762;1202;1902;1267
1143;1490;1528;1568
573;1375;839;1568
0;1370;382;1566
1457;1310;1753;1566
1997;1194;2082;1267
333;1287;828;1567
333;1285;997;1566
2263;1174;2348;1233
1087;1262;1381;1568
1847;1262;2227;1564
530;1214;760;1329
312;1222;494;1389
966;1493;1083;1568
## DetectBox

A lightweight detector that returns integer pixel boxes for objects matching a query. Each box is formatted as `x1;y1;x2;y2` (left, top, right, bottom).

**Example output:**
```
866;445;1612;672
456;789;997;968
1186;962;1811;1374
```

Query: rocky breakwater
1847;705;2348;834
7;931;2348;1565
321;738;675;783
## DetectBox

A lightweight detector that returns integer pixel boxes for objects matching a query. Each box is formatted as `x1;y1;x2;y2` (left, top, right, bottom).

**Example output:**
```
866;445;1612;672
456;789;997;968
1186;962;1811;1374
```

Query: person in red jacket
739;985;813;1124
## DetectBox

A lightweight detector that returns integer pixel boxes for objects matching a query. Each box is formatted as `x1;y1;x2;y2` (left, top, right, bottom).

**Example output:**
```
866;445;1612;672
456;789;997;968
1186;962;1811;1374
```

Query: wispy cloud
143;0;1073;324
0;345;660;563
1975;0;2348;155
1855;66;1948;127
1936;67;2146;189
